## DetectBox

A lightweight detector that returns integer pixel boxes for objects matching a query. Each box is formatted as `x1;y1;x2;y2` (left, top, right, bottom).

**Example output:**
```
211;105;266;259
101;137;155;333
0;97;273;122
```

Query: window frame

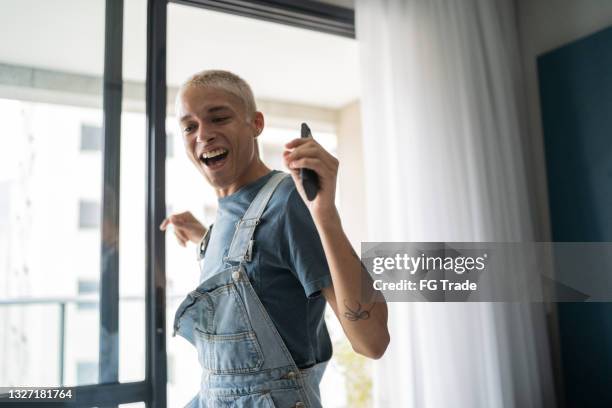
173;0;355;38
144;3;353;407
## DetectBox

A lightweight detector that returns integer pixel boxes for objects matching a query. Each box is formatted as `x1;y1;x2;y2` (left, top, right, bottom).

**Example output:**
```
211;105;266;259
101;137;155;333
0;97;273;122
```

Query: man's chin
201;170;232;191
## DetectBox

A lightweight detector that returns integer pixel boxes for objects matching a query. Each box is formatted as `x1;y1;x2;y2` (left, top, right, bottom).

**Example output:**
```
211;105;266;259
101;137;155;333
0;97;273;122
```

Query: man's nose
196;126;216;143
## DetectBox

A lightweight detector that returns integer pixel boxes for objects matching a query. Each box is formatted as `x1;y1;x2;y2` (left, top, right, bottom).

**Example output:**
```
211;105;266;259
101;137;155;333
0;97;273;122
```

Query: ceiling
317;0;354;9
0;0;360;108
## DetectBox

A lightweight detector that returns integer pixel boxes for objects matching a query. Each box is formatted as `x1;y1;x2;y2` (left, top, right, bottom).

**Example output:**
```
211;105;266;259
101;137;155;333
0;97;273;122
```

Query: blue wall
538;25;612;407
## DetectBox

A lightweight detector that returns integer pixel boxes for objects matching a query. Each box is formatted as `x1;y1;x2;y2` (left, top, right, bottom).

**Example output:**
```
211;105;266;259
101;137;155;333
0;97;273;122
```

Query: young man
161;70;389;408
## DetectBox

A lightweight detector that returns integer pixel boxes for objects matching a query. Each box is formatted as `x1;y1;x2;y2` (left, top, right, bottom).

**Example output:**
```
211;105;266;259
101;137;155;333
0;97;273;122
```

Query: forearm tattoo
343;299;376;321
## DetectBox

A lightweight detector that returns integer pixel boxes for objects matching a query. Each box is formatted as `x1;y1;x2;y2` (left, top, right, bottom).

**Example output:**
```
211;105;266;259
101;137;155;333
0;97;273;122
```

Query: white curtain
355;0;556;407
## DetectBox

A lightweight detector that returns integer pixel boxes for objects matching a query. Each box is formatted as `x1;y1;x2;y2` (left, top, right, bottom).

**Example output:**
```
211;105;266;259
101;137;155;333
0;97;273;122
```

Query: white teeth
201;149;228;159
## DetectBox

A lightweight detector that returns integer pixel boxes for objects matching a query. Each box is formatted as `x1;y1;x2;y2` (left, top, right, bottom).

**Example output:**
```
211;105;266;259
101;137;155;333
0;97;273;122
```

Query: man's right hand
160;211;207;247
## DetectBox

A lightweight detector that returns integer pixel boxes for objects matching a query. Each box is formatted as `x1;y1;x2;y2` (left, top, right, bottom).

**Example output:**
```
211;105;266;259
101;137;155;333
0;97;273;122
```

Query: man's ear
252;111;264;137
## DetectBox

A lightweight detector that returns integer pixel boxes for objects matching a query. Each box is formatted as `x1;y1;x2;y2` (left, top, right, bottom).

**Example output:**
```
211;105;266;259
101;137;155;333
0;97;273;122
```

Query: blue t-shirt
200;170;333;368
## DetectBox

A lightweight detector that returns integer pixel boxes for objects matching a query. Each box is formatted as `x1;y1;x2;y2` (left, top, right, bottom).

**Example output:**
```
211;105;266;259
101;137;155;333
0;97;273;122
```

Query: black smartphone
300;123;319;201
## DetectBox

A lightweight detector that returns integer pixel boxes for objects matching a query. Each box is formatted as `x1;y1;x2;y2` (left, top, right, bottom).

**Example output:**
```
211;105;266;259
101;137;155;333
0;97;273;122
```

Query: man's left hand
283;135;340;224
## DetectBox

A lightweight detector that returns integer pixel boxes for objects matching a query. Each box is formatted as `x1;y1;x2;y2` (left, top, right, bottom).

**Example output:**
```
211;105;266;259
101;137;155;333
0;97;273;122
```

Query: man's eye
212;117;229;123
183;125;195;133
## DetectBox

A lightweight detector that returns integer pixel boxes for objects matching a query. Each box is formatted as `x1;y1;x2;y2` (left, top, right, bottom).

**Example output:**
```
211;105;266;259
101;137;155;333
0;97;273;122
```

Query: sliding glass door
0;1;355;406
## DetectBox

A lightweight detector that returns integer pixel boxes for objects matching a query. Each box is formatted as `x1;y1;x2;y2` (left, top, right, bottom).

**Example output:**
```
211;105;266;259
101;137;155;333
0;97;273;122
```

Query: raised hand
283;135;339;223
159;211;207;247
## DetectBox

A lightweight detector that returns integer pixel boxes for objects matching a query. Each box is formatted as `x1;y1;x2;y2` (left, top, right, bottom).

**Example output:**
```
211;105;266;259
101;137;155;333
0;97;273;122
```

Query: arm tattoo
342;247;378;321
343;299;376;321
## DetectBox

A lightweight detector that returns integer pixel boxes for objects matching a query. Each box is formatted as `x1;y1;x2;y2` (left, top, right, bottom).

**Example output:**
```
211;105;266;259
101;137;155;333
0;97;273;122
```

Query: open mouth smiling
200;148;229;169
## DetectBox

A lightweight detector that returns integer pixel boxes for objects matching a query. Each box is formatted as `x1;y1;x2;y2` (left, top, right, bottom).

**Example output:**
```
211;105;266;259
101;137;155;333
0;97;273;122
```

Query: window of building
167;353;175;385
76;361;98;385
166;131;174;158
79;200;100;229
80;124;103;152
77;279;99;310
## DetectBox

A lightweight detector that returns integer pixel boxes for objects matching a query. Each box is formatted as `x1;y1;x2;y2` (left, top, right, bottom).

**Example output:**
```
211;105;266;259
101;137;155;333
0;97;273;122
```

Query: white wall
336;101;366;250
516;0;612;240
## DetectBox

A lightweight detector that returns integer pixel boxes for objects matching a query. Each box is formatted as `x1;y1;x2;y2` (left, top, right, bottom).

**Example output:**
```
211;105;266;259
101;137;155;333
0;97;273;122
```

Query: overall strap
224;172;289;264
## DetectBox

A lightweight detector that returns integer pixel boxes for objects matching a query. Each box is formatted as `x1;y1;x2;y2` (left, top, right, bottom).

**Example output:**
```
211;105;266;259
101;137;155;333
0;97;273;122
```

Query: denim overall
173;172;327;408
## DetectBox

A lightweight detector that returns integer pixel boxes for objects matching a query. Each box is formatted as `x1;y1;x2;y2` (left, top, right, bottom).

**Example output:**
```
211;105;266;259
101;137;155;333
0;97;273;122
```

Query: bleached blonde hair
177;70;257;119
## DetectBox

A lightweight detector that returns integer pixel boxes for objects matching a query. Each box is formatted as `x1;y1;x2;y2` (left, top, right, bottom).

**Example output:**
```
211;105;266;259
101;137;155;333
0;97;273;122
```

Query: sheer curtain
355;0;556;407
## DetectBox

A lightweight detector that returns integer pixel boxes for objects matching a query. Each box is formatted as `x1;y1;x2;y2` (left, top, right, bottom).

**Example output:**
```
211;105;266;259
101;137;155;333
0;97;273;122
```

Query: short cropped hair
177;70;257;119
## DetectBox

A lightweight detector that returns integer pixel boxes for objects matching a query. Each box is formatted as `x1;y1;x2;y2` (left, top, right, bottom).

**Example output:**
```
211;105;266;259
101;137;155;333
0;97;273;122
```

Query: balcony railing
0;294;185;387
